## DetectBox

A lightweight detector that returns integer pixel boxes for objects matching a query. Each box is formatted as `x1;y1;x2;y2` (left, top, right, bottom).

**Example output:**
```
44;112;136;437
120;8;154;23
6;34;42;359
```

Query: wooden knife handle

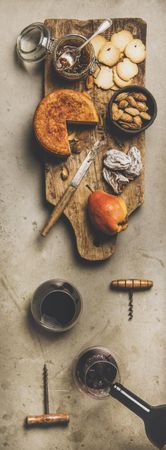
41;185;75;237
26;413;70;425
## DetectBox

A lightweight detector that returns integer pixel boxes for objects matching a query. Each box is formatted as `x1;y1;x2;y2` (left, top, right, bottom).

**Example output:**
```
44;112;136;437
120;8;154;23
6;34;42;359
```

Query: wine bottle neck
110;383;151;420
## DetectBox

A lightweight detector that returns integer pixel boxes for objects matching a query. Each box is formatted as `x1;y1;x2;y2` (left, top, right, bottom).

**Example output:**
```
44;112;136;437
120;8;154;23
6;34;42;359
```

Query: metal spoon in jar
56;18;112;70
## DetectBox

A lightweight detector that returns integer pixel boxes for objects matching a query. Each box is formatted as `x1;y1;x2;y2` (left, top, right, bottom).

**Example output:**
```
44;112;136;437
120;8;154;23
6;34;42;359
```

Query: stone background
0;0;165;449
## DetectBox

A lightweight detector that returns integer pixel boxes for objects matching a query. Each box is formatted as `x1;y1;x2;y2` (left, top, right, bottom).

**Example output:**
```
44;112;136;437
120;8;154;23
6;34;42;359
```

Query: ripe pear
88;190;128;235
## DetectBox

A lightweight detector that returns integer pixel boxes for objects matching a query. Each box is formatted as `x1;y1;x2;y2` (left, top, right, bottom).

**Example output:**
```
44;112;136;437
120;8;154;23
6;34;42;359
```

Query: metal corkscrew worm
128;290;134;321
26;364;70;426
110;279;153;321
43;364;49;414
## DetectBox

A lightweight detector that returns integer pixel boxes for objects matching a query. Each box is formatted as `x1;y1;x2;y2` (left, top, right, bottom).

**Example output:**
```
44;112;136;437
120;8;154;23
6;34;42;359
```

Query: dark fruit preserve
56;43;90;74
41;290;76;326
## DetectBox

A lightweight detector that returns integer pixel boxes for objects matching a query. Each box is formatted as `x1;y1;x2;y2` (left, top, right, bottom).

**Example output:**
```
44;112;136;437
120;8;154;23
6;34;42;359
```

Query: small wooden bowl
108;85;157;136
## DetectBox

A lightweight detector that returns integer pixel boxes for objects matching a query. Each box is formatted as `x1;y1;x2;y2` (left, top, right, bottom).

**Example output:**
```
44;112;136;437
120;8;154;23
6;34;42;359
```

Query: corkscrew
128;289;133;321
110;279;153;320
26;364;70;426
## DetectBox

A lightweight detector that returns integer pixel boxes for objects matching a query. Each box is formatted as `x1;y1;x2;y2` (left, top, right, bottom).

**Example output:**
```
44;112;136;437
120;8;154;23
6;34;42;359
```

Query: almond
112;102;119;113
136;101;148;112
133;116;142;127
68;132;77;141
112;109;124;121
116;92;128;102
125;107;139;116
61;166;69;180
119;100;129;109
118;121;138;129
86;75;94;90
140;112;151;121
118;121;130;129
132;92;147;101
127;95;138;108
127;122;140;129
120;112;133;123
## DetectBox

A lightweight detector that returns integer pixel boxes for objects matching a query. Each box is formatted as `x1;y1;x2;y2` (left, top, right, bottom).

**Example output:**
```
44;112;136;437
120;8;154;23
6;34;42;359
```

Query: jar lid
16;22;51;63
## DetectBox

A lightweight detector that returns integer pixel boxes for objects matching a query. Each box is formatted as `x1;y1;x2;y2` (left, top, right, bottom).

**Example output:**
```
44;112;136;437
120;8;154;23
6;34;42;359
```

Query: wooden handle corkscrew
26;365;70;428
110;279;153;291
110;279;153;321
26;413;70;426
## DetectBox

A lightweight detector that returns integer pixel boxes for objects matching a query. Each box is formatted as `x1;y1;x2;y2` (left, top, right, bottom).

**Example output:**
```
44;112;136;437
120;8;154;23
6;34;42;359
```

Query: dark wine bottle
110;383;166;449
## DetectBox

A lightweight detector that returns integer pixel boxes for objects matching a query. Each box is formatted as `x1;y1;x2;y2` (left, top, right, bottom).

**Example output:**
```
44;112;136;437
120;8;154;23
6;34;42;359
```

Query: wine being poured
73;346;166;449
110;383;166;449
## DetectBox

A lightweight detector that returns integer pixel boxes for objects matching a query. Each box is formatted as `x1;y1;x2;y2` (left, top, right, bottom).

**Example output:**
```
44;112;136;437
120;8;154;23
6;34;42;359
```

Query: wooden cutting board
43;18;147;261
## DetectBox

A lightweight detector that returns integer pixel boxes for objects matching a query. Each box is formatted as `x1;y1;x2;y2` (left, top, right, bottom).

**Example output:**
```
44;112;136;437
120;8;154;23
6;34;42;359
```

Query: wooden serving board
44;18;147;261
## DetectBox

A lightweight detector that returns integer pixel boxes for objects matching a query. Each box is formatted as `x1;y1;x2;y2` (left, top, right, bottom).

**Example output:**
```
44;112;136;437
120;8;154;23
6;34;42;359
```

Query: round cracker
111;30;133;52
111;84;120;91
113;66;132;88
116;58;138;81
125;39;146;63
94;65;114;90
98;42;120;67
91;35;107;58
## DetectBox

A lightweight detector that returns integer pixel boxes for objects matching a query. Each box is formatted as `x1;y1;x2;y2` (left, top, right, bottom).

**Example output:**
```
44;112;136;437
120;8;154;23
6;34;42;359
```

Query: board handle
41;185;75;237
26;413;70;425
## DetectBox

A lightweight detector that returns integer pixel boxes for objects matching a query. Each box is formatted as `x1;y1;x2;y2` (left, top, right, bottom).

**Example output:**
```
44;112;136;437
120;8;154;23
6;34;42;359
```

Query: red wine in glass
73;346;119;398
31;279;82;332
73;346;166;448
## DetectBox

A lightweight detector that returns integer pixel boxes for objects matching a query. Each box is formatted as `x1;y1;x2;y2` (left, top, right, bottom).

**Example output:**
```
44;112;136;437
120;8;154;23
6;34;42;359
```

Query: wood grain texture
26;413;70;425
43;18;147;261
110;279;153;291
41;184;75;236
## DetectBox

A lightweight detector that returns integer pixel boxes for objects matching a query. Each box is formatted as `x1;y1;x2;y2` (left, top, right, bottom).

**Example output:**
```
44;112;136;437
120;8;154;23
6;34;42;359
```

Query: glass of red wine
31;279;82;332
73;346;166;448
73;346;120;398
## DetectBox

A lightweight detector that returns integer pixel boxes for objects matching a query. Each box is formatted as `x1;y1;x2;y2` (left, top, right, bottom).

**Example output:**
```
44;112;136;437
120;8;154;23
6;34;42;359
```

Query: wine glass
73;346;120;399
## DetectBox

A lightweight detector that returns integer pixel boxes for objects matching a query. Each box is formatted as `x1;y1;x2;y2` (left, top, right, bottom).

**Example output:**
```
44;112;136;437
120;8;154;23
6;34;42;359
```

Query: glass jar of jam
16;22;96;81
53;34;95;80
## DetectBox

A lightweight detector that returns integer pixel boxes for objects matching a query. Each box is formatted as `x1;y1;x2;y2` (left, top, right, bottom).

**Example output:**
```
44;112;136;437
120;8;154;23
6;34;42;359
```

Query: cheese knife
41;140;104;237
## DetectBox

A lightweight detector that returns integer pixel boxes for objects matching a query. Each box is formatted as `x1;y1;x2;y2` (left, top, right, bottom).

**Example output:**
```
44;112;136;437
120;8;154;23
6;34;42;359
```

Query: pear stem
86;184;94;193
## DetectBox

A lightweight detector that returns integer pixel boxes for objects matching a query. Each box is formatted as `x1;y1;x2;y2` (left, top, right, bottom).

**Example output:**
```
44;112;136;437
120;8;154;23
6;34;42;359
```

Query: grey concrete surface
0;0;166;449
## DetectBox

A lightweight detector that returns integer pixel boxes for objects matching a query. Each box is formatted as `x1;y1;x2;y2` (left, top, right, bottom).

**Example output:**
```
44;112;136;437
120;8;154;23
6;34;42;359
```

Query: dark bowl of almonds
108;85;157;136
